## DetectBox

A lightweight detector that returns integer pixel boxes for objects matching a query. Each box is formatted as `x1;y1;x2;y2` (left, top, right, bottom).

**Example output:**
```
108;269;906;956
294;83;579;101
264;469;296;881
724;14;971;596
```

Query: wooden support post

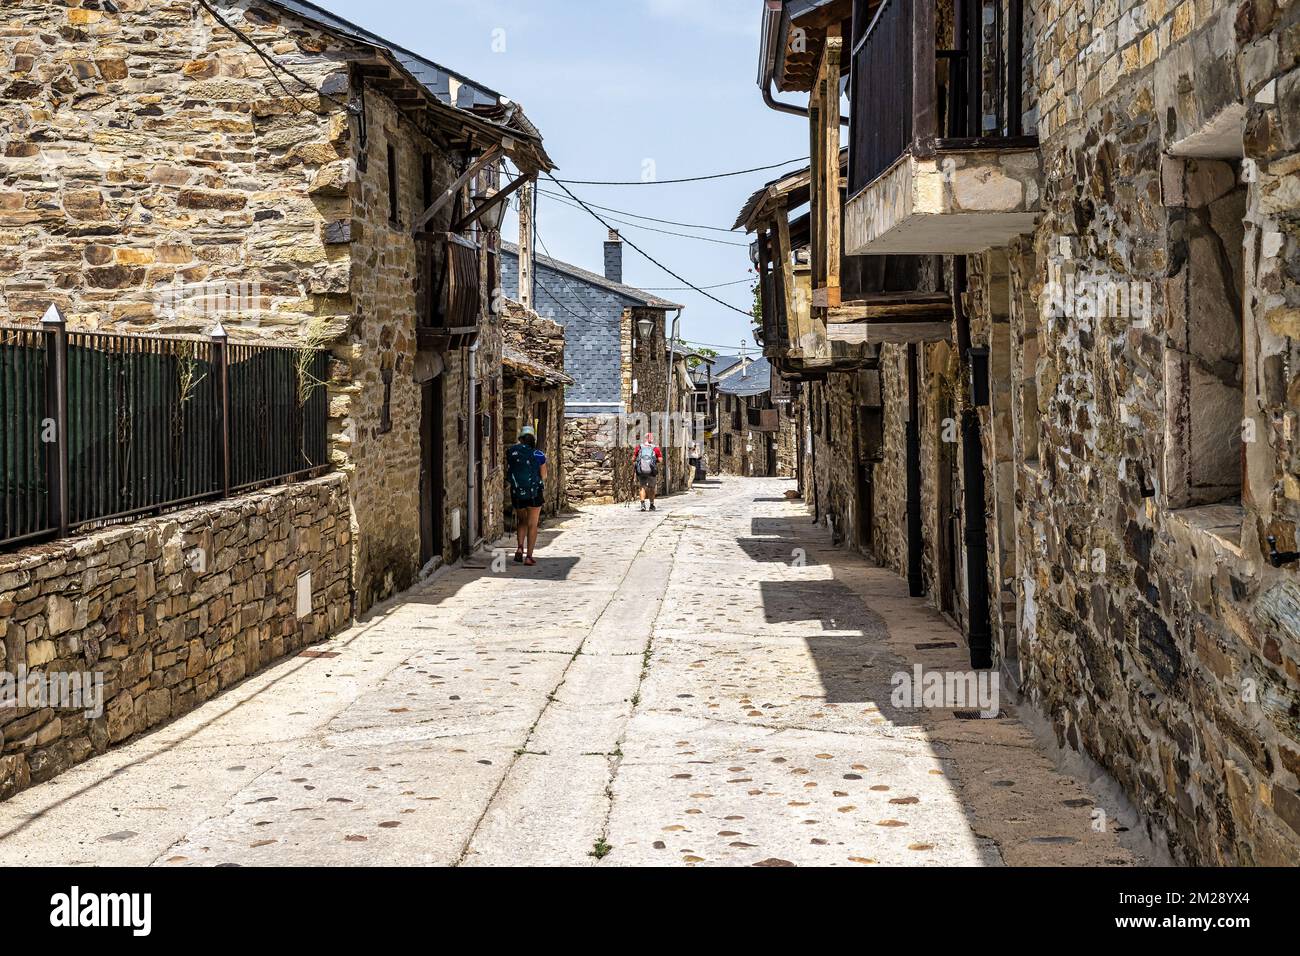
412;144;502;236
822;25;843;309
774;210;800;348
517;178;535;309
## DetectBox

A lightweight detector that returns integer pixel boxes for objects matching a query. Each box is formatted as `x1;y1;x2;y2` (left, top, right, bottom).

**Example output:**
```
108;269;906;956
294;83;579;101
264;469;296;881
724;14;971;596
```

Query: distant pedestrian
688;439;703;485
633;432;662;511
507;425;547;565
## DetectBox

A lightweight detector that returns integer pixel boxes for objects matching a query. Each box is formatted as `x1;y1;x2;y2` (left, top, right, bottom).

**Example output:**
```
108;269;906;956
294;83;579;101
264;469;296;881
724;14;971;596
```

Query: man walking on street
633;432;662;512
507;425;547;566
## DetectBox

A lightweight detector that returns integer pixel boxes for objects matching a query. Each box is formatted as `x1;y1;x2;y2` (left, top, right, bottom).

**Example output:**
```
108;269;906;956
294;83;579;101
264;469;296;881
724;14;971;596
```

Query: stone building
0;0;553;614
501;234;691;503
501;299;571;519
0;0;550;797
714;355;799;477
745;0;1300;864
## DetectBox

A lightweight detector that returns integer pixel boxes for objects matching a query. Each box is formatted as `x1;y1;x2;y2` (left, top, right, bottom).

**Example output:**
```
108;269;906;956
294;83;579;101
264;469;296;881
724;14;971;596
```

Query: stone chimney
603;229;622;284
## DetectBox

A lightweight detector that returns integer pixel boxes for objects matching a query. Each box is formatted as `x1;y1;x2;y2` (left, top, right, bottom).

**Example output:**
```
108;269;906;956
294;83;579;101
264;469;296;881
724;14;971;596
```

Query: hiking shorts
637;473;657;491
511;488;544;510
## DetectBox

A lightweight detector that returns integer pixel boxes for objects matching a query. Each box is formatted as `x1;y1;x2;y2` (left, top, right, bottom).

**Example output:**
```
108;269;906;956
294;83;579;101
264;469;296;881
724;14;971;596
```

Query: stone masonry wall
0;474;352;801
0;0;352;335
1015;0;1300;863
564;415;619;504
0;1;499;613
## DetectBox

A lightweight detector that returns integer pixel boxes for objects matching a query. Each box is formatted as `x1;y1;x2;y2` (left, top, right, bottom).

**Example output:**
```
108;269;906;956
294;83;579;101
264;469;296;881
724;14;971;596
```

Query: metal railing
0;309;330;551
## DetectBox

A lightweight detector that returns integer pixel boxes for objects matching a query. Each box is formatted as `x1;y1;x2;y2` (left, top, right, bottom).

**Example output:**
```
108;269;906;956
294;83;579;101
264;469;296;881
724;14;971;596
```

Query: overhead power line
553;157;809;186
639;278;754;291
539;192;748;247
196;0;347;116
542;173;754;319
536;189;740;233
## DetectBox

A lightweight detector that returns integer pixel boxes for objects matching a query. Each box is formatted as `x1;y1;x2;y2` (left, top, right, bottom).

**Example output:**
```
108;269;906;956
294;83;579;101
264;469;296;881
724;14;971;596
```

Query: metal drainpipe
763;80;851;126
953;257;994;669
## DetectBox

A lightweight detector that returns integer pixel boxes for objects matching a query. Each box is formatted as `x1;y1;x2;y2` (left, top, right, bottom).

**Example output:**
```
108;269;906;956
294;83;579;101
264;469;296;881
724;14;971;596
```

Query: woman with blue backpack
506;425;548;565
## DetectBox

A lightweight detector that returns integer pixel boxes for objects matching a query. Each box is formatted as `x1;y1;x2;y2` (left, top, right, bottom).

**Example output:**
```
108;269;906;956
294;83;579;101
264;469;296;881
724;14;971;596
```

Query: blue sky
323;0;808;352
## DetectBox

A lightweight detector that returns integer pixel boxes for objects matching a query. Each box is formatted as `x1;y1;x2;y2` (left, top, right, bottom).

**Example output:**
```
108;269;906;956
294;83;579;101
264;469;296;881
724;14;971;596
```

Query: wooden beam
828;321;951;344
913;0;937;143
827;304;953;323
775;210;803;351
412;144;502;235
452;170;532;233
517;178;534;308
822;24;843;305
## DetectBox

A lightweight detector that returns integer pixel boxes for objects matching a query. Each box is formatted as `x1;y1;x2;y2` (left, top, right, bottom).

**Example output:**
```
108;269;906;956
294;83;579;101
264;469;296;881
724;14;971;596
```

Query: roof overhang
261;0;553;172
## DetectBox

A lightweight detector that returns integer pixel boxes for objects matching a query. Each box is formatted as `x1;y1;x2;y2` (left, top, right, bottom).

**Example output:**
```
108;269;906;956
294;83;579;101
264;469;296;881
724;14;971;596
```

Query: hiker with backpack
632;432;662;512
506;425;548;566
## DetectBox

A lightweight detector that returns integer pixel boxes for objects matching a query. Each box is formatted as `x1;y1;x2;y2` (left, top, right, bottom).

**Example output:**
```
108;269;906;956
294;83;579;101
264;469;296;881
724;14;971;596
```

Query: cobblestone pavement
0;478;1148;866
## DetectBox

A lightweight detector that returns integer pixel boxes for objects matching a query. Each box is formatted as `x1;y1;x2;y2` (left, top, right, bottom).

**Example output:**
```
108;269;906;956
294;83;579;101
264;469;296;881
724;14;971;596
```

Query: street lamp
471;190;508;232
636;314;655;343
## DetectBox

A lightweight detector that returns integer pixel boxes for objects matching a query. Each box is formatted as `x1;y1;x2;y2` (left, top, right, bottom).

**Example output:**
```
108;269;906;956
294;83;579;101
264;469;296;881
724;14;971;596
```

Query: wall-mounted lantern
471;190;508;233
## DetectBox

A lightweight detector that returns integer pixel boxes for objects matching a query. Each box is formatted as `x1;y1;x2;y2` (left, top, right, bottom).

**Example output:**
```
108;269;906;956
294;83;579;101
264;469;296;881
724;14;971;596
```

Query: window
378;367;393;435
421;151;433;208
1163;158;1246;512
724;433;733;456
387;143;399;226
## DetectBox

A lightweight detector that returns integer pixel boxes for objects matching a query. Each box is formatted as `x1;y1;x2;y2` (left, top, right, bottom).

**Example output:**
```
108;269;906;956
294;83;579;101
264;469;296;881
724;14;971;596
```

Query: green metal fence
0;313;330;550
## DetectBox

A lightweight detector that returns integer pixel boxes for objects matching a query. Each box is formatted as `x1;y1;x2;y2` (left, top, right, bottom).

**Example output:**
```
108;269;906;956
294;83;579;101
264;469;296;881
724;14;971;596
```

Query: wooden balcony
843;0;1040;255
417;233;482;352
747;407;780;433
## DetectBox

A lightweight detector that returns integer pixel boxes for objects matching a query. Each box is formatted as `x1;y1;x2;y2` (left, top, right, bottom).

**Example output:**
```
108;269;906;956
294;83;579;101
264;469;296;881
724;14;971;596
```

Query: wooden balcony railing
848;0;1028;197
419;232;482;351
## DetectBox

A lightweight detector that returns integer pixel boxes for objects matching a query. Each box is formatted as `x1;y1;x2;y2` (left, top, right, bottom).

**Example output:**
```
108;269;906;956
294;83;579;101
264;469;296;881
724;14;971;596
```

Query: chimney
603;229;622;284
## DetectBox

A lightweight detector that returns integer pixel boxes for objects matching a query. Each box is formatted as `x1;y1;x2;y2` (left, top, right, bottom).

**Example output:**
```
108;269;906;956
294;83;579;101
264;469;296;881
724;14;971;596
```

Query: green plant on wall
297;316;332;405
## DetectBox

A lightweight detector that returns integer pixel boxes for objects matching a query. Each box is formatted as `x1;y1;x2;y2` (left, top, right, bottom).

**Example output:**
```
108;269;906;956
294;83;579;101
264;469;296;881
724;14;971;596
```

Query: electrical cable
537;192;749;247
542;173;754;319
196;0;348;116
536;189;741;233
553;157;809;186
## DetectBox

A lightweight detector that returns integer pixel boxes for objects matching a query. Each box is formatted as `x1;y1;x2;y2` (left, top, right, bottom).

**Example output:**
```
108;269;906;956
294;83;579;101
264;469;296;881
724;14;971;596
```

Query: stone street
0;478;1149;867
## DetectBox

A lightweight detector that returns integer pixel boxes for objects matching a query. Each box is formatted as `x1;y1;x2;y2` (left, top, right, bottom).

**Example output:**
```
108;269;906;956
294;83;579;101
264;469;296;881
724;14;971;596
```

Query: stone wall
0;0;506;614
0;0;352;334
1006;0;1300;863
564;415;619;503
0;475;352;801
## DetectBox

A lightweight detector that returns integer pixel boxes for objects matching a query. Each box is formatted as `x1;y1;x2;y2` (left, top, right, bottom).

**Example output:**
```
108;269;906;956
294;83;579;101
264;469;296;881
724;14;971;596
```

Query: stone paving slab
605;712;1000;867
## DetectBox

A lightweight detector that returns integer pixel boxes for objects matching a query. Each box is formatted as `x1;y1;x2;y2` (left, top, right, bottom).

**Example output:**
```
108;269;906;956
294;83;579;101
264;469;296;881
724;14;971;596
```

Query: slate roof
502;345;573;387
500;241;683;310
732;149;847;232
715;357;773;397
690;353;743;385
262;0;551;168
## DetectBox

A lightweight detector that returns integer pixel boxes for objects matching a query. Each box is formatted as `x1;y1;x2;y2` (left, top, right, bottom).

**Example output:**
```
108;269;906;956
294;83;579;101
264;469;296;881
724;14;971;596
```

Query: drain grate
953;709;1008;719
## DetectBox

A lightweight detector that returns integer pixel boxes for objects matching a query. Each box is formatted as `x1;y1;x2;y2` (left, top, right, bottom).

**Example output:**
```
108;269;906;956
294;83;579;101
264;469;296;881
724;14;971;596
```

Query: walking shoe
513;550;524;563
640;501;646;511
649;502;656;511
